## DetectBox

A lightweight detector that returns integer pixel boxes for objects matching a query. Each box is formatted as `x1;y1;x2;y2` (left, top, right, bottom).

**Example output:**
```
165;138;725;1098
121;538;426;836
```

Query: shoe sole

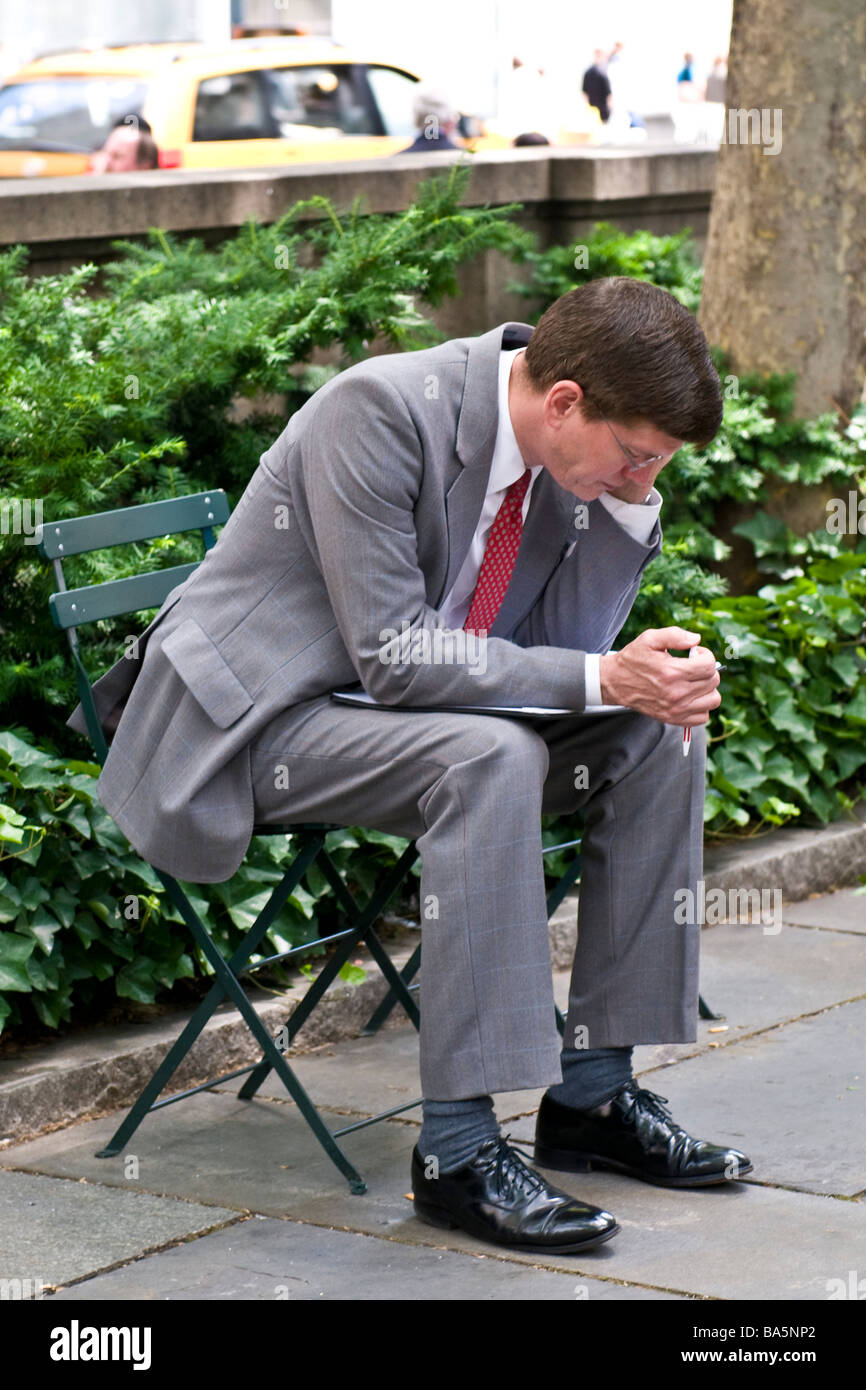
534;1145;754;1188
413;1197;620;1253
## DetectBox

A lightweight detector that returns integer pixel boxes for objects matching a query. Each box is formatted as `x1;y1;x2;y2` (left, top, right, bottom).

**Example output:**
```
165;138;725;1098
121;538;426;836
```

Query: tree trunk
700;0;866;420
699;0;866;584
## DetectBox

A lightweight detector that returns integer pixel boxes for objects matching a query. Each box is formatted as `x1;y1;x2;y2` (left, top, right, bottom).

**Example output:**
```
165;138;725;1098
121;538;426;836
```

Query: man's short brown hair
523;277;722;445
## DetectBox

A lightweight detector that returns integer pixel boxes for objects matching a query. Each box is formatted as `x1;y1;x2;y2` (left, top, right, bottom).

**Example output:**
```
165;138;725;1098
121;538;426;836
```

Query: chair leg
96;845;320;1157
545;852;582;917
362;943;421;1035
96;847;369;1193
238;842;420;1101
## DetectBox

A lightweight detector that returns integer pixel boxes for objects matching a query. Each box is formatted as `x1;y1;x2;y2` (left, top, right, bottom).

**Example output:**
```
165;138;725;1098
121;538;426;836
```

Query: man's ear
545;380;582;424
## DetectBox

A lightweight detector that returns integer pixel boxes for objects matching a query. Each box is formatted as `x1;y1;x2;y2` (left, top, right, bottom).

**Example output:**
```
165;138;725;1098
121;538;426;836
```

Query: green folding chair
39;491;425;1195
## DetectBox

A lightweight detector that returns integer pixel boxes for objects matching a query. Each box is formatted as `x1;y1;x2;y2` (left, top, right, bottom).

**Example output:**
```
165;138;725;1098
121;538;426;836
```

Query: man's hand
598;627;721;725
604;461;666;504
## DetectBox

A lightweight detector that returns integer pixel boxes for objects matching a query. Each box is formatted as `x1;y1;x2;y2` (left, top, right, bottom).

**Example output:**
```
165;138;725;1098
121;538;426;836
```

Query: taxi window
192;72;273;141
262;65;375;138
365;67;418;139
0;78;147;151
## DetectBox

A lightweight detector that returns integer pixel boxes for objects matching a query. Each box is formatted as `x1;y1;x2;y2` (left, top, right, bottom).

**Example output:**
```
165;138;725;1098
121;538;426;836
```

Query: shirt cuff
598;486;662;546
584;653;602;706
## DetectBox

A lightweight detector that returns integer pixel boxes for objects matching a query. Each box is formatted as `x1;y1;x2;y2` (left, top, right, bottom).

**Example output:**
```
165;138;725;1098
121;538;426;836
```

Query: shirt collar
491;347;544;493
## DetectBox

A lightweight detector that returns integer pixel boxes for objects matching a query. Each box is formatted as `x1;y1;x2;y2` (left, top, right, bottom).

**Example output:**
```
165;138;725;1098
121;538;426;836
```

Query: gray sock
419;1095;500;1175
546;1045;634;1110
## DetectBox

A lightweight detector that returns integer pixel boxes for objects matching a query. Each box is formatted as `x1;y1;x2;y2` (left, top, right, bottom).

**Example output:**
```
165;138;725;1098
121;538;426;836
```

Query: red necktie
463;468;532;634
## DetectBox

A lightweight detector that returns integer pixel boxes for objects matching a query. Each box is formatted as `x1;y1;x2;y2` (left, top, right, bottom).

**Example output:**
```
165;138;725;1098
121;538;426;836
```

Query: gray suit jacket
68;321;662;882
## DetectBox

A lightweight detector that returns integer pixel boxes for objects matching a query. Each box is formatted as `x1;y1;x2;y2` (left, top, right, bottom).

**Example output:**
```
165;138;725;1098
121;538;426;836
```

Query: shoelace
486;1134;549;1197
627;1086;695;1158
629;1086;676;1126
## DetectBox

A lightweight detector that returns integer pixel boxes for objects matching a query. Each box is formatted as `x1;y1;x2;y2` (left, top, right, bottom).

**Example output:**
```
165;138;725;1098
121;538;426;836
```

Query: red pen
683;661;726;756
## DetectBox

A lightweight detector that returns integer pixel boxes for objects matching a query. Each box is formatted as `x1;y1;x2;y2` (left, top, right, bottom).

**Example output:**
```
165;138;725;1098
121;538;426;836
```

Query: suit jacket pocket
161;617;254;729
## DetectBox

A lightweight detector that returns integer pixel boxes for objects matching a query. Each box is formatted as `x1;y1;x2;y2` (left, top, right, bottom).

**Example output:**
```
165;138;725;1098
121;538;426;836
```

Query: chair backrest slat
38;491;230;560
49;563;201;630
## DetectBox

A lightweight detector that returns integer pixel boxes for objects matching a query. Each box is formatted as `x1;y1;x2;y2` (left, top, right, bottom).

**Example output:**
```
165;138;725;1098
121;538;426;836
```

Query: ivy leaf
338;961;366;987
0;933;37;991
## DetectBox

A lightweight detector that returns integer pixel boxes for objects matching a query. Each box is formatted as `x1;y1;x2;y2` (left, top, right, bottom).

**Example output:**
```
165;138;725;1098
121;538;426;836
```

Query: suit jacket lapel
437;320;575;634
437;321;536;608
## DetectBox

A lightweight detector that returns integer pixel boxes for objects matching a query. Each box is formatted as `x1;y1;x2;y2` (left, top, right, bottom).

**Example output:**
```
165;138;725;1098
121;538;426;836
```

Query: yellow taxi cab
0;38;519;177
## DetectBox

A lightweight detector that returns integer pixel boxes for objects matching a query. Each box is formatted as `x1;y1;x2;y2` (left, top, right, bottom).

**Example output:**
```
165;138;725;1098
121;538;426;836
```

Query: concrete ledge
0;940;419;1147
0;147;717;280
548;803;866;969
2;806;863;1144
702;802;866;900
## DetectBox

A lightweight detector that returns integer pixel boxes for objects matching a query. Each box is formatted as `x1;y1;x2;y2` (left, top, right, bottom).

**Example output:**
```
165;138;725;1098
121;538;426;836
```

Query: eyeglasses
582;391;668;472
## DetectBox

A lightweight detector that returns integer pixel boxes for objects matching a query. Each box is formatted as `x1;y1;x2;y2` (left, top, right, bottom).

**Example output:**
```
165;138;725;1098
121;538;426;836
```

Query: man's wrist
598;652;617;704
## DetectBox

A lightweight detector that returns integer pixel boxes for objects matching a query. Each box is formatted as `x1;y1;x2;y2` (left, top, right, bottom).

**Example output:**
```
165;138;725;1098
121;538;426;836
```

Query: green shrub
0;162;532;748
509;220;703;313
3;200;864;1038
0;728;418;1036
693;554;866;831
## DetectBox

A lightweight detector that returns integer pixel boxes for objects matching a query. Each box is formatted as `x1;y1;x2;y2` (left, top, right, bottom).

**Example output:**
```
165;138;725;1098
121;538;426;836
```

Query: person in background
397;89;461;153
705;55;728;105
677;52;695;85
582;49;612;124
513;130;550;146
90;114;159;172
676;50;701;103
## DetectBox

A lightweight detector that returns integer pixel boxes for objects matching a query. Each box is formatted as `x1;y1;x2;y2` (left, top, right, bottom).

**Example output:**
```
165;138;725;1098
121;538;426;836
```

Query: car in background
0;37;514;177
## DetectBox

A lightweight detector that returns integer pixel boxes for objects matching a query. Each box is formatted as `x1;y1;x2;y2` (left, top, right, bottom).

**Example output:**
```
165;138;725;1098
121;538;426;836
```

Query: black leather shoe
411;1136;619;1254
535;1081;753;1188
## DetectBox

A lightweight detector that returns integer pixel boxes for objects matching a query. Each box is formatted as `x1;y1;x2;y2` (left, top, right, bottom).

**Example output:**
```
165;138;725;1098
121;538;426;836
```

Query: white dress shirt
437;348;661;704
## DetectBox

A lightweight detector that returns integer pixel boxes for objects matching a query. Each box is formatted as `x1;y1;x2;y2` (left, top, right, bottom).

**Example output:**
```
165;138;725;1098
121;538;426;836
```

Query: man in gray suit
70;277;751;1255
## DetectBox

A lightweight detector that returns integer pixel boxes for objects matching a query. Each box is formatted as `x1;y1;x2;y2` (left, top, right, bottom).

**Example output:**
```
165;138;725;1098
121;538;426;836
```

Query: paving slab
641;1001;866;1198
211;922;865;1119
782;889;866;935
635;919;866;1072
522;1177;864;1301
509;1001;866;1198
2;875;862;1148
0;1168;239;1289
50;1215;683;1300
2;887;863;1300
2;1088;863;1300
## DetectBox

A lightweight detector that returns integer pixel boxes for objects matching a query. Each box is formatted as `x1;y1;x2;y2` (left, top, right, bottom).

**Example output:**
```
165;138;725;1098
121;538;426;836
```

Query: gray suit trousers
250;699;706;1100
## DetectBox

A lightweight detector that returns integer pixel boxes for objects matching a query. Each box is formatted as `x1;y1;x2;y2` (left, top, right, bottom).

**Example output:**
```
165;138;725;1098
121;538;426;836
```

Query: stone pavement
0;888;863;1302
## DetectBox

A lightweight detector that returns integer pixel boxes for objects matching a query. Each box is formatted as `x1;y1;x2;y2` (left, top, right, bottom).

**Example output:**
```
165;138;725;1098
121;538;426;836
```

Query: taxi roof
9;40;409;81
